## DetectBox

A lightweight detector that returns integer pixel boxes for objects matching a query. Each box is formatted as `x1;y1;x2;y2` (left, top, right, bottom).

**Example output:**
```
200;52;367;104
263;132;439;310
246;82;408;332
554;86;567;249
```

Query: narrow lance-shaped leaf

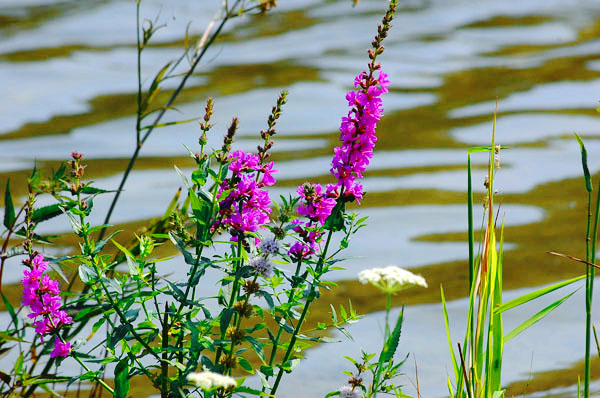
441;286;460;384
31;202;75;224
504;290;578;343
575;132;593;193
379;307;404;363
3;179;15;229
494;274;585;314
114;359;130;398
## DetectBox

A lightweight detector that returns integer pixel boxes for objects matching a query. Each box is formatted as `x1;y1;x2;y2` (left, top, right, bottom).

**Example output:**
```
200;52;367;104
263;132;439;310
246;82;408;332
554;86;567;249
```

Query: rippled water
2;0;600;396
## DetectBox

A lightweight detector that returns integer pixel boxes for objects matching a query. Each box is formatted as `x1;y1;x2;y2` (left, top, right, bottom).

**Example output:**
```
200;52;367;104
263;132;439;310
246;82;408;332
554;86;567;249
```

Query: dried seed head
234;300;254;318
225;326;244;344
348;376;363;388
242;279;260;295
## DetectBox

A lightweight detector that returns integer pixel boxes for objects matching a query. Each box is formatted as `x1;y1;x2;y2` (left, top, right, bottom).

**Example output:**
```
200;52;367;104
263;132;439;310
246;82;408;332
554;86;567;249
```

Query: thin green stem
161;302;169;398
585;191;593;398
98;0;242;241
263;259;303;390
93;265;162;362
214;231;245;367
135;0;142;145
270;230;334;395
385;292;391;340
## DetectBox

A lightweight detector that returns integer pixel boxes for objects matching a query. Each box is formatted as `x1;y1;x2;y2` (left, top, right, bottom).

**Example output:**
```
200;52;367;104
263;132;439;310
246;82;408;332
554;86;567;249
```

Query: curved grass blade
504;290;578;343
494;274;585;314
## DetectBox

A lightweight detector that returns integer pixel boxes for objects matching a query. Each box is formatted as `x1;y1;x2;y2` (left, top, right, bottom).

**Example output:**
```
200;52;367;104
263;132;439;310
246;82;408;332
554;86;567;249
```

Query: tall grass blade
494;274;585;314
468;153;474;291
489;219;505;393
593;324;600;359
441;286;460;382
504;290;577;343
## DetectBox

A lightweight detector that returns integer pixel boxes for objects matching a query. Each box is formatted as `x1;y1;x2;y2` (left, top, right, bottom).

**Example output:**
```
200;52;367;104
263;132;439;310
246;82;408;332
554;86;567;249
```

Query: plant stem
270;230;334;395
585;181;600;398
98;0;242;241
161;302;169;398
385;292;391;340
266;259;303;370
585;190;593;398
214;231;245;367
0;202;26;293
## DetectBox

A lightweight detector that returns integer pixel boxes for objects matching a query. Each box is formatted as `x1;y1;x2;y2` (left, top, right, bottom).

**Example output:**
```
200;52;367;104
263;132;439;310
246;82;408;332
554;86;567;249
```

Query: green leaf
31;203;74;224
441;286;460;383
91;231;120;256
234;385;271;396
575;133;593;193
3;179;15;229
259;365;273;377
78;264;96;284
1;292;18;328
504;290;577;343
192;168;208;187
114;359;130;398
244;336;265;363
220;308;234;336
0;331;26;342
379;307;404;363
238;357;254;373
257;371;270;389
494;274;584;314
142;117;201;131
109;325;129;350
80;186;115;195
22;376;71;386
162;188;181;220
169;232;196;266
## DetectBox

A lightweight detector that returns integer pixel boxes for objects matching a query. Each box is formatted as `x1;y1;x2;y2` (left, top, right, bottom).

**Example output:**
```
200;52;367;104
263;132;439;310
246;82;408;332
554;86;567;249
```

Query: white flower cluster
259;237;280;255
249;256;273;278
187;371;236;391
358;265;427;294
339;386;360;398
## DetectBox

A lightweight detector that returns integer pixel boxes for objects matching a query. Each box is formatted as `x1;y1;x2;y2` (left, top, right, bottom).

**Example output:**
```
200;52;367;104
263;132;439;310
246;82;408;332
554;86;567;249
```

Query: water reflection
2;0;600;396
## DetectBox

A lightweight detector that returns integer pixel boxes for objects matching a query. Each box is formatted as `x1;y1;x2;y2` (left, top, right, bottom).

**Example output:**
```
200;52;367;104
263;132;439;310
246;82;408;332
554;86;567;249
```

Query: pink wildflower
214;150;275;242
50;337;71;358
22;254;72;353
330;70;389;204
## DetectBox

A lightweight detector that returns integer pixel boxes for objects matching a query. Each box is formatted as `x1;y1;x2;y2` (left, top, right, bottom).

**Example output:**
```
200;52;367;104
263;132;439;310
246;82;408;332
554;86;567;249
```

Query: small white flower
187;371;236;391
259;237;280;256
249;256;273;278
358;265;427;294
339;385;360;398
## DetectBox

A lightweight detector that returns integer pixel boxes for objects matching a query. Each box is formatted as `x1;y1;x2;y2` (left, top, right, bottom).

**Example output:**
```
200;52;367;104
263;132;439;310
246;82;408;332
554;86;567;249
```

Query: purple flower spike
330;70;389;204
22;254;72;355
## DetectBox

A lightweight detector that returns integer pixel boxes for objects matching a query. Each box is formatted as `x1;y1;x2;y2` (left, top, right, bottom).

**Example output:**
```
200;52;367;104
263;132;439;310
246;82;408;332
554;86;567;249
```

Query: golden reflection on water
2;0;600;395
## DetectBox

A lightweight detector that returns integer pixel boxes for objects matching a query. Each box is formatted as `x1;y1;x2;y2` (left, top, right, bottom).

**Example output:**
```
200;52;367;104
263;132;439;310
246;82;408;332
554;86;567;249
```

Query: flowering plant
0;1;407;398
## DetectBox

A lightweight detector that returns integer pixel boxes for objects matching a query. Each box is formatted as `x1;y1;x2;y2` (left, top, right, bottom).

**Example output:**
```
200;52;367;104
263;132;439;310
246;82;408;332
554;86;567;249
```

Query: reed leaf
504;290;577;343
494;275;585;314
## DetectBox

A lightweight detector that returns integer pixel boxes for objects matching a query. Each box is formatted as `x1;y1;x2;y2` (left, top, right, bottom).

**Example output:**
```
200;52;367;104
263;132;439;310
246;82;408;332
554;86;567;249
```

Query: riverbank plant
1;1;597;398
441;111;585;398
0;1;407;397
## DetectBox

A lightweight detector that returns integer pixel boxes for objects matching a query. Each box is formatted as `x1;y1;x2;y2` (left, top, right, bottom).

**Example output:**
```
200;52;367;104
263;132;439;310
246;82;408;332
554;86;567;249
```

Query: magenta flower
22;254;72;355
214;150;275;242
330;70;389;204
260;161;279;187
296;183;337;225
286;184;335;260
50;337;71;358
